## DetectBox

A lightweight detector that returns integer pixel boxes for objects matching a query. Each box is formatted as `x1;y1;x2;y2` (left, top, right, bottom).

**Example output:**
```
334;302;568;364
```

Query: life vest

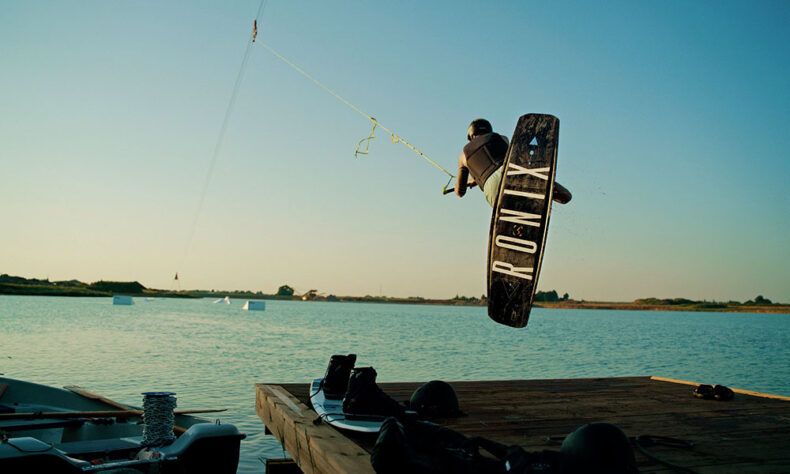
462;133;508;188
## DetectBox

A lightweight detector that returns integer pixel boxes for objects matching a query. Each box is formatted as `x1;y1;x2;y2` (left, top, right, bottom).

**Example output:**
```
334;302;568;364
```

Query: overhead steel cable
176;0;269;283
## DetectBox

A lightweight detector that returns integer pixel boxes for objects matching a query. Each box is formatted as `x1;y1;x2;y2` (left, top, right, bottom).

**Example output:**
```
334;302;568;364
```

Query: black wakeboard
487;114;559;328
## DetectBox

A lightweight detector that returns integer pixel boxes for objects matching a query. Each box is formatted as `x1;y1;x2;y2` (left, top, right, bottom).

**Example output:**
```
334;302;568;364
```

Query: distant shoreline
535;301;790;314
2;290;788;314
2;274;786;314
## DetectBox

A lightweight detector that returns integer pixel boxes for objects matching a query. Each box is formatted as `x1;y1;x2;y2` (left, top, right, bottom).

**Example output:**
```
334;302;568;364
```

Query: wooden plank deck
255;376;790;473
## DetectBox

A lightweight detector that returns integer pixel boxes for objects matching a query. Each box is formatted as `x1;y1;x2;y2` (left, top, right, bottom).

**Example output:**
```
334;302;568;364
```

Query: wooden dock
255;376;790;473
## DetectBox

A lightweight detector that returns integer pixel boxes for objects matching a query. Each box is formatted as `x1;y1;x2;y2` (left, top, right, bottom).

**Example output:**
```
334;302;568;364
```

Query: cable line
176;1;454;285
176;0;269;283
258;42;457;191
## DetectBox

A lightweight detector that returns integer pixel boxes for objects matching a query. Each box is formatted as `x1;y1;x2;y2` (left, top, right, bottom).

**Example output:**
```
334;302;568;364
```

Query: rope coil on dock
141;392;177;446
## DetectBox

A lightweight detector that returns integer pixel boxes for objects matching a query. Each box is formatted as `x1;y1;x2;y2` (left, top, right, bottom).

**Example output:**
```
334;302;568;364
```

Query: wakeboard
487;114;559;328
309;378;385;433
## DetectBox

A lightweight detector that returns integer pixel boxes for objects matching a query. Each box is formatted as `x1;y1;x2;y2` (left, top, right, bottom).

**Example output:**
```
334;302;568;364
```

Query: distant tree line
0;274;189;298
634;295;776;306
1;274;783;308
744;295;774;305
534;290;570;302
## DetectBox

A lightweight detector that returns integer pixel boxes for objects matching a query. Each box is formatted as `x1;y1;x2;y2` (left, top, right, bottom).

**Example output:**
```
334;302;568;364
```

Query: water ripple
1;296;788;472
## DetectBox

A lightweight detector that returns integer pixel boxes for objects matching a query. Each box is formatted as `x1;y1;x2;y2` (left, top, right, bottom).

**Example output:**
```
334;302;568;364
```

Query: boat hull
0;377;244;473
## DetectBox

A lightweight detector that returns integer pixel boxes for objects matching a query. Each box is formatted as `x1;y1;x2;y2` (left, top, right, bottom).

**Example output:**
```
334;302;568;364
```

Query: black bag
371;417;556;474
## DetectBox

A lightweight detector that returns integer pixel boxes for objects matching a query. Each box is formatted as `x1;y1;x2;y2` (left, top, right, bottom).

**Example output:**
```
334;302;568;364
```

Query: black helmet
559;423;636;474
467;118;492;141
409;380;462;417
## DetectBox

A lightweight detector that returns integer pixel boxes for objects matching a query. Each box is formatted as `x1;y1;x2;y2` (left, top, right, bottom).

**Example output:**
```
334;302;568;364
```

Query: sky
1;1;788;302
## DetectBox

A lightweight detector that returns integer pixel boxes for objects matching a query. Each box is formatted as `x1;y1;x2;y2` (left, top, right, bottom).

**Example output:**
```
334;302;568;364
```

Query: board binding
309;378;387;433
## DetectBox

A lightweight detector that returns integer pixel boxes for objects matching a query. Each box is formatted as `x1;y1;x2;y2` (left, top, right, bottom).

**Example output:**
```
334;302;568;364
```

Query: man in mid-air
455;118;571;206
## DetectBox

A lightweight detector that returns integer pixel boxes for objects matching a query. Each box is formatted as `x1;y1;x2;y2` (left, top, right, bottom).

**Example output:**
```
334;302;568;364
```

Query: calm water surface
1;295;788;472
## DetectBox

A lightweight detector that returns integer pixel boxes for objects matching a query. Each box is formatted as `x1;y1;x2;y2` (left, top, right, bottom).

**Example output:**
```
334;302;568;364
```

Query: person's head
467;118;492;141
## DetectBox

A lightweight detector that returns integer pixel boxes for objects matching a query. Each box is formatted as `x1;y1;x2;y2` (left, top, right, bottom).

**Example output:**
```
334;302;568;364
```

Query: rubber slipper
713;384;734;401
693;384;715;399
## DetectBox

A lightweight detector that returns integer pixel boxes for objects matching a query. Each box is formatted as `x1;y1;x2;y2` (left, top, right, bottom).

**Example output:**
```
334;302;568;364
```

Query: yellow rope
259;43;455;179
355;120;377;157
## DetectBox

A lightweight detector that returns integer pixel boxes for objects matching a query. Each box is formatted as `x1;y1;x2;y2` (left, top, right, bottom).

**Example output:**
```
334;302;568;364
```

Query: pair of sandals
693;384;734;401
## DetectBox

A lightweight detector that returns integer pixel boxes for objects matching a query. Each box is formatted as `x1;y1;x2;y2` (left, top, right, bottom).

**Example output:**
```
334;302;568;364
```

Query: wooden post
255;384;375;474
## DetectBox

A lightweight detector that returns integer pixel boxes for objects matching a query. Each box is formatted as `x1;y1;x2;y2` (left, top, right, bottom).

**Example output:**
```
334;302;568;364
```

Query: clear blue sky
1;1;788;302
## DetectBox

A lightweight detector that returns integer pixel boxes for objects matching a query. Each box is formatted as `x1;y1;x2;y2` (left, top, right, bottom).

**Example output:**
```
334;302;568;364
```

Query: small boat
0;377;245;473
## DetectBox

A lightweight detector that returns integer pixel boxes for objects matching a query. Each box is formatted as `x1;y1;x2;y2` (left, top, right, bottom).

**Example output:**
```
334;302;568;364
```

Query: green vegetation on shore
1;274;786;313
0;274;193;298
538;295;788;314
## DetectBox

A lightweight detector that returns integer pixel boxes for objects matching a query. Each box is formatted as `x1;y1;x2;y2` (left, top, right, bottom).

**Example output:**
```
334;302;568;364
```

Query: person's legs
483;166;503;207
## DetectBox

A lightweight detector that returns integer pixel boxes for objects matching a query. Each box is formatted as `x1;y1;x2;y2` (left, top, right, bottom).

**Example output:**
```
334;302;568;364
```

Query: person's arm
455;151;476;197
455;165;469;197
553;181;572;204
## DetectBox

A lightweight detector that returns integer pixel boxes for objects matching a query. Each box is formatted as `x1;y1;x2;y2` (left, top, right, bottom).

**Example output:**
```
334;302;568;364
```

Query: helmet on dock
559;422;636;474
409;380;462;417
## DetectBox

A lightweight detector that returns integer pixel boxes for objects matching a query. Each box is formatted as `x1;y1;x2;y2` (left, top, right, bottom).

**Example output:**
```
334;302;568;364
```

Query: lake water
1;295;788;472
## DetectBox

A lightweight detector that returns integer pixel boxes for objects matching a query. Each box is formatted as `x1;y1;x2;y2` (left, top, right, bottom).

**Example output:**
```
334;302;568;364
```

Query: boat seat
55;438;141;459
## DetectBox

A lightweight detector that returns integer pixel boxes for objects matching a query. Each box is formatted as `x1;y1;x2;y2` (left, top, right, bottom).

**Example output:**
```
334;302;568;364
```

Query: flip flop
693;384;734;401
713;384;734;401
693;384;715;399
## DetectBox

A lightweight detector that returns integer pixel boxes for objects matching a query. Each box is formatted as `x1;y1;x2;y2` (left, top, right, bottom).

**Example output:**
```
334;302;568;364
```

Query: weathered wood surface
63;385;132;410
255;384;375;474
256;376;790;473
265;458;302;474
